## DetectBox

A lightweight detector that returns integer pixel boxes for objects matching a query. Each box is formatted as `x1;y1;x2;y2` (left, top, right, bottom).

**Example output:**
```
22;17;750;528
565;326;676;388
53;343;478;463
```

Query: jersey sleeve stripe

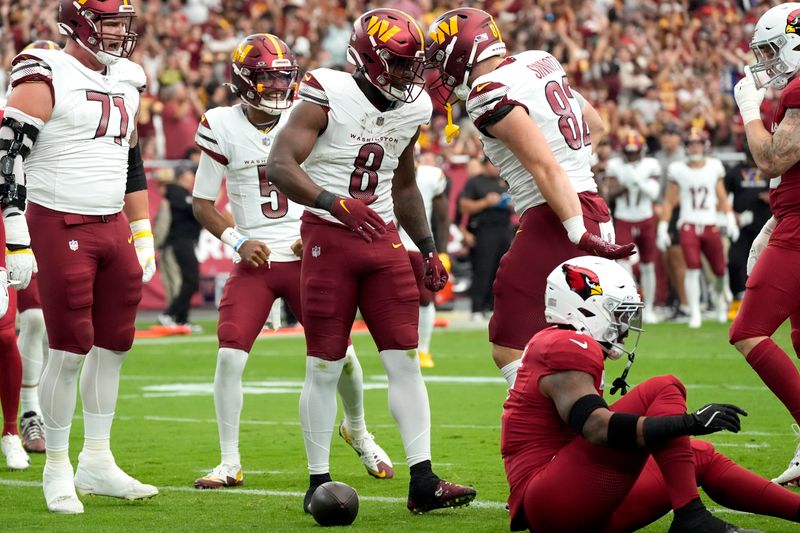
9;56;54;107
298;85;329;107
301;72;325;92
195;143;228;165
196;131;218;146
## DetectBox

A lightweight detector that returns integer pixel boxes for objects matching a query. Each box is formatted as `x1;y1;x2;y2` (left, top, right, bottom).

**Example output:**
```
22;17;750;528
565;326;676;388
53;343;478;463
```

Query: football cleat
688;312;702;329
194;463;244;489
1;434;30;470
20;411;46;453
339;421;394;479
74;452;158;500
407;478;477;514
43;460;83;514
419;351;435;369
668;504;763;533
772;424;800;486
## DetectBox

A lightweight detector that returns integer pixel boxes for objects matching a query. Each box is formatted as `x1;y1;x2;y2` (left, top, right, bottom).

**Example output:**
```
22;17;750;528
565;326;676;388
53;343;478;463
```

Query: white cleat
688;313;702;329
1;434;30;470
772;424;800;486
74;452;158;500
43;460;84;514
339;420;394;479
194;463;244;489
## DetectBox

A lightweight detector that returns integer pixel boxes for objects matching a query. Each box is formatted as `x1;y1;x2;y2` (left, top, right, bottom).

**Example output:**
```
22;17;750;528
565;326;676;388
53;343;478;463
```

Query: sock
500;359;522;388
300;356;345;475
640;262;656;315
39;349;84;453
336;344;367;441
747;339;800;423
695;441;800;521
685;269;701;319
214;347;249;465
380;349;431;467
0;329;22;435
79;346;127;458
418;304;435;354
18;308;46;414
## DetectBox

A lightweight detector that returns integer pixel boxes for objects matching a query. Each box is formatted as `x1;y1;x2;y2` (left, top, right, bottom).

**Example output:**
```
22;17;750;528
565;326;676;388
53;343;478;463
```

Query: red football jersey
501;326;605;528
770;77;800;250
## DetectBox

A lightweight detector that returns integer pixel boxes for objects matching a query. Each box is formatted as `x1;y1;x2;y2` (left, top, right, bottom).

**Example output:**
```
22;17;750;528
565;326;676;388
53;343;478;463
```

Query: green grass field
1;318;799;531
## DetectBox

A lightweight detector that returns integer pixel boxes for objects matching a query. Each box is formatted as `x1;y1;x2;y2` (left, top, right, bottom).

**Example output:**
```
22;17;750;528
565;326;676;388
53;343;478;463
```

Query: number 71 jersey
466;50;596;216
193;104;303;262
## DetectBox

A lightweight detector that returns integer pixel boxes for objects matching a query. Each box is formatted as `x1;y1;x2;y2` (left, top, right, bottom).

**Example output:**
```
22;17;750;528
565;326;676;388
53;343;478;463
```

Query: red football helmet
23;40;62;51
58;0;137;65
347;8;426;103
621;129;645;161
230;34;297;115
424;7;506;104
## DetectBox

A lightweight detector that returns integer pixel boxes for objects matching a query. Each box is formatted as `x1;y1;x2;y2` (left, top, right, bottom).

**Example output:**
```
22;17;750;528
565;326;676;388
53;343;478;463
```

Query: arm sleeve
192;151;226;201
194;113;229;165
465;81;529;137
125;144;147;194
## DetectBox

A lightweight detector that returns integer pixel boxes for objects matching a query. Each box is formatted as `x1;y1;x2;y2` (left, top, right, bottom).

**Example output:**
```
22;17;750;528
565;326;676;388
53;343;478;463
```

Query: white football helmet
545;256;643;360
750;3;800;89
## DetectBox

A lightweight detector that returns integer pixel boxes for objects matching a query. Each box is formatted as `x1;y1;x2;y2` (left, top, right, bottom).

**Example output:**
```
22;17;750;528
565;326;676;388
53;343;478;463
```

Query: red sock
695;441;800;522
0;328;21;436
746;339;800;424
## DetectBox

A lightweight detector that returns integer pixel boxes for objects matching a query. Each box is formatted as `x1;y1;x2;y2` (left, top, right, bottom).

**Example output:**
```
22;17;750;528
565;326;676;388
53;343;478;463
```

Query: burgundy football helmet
23;40;62;51
425;7;506;104
58;0;137;65
621;129;645;162
229;34;298;115
347;8;426;103
685;127;710;162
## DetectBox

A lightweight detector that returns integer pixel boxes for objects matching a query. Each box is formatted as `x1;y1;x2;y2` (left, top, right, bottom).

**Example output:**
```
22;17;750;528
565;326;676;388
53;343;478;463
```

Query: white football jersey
193;104;302;263
11;49;143;215
465;51;596;216
399;165;447;252
298;68;432;225
668;158;725;226
606;157;661;222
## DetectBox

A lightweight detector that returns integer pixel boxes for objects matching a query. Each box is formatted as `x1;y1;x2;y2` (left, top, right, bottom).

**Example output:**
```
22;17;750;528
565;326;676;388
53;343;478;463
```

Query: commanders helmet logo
562;264;603;301
787;8;800;34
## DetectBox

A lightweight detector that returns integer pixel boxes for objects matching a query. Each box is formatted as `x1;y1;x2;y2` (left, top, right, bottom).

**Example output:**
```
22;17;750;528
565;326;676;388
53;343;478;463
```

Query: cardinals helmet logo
562;264;603;301
787;8;800;34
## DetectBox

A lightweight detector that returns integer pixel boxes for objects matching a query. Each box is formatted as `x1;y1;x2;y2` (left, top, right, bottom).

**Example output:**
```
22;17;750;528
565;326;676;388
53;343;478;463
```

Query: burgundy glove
327;194;387;243
577;232;636;260
423;251;448;291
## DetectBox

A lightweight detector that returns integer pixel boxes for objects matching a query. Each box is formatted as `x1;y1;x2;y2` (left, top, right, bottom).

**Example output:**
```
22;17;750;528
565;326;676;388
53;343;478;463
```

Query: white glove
656;220;671;252
4;209;36;290
738;210;754;228
725;211;740;243
734;66;767;125
0;269;10;319
130;218;156;283
747;216;777;275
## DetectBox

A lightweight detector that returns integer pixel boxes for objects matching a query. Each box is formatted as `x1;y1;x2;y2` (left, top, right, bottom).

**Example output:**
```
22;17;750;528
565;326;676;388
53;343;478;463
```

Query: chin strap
444;103;460;143
609;350;635;396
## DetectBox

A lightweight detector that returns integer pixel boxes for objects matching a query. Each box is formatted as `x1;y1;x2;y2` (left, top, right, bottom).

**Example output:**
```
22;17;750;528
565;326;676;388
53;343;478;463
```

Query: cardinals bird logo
562;264;603;301
787;8;800;34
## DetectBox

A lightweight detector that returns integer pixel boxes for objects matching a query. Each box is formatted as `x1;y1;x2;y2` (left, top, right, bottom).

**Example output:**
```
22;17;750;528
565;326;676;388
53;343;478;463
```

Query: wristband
221;227;246;252
642;414;694;448
415;236;436;256
568;394;608;435
562;215;587;245
607;412;640;449
315;190;336;211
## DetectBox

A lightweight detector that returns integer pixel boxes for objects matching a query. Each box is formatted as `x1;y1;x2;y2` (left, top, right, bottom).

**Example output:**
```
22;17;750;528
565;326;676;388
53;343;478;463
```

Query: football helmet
23;40;61;51
229;34;297;115
424;7;506;104
58;0;137;66
347;8;426;103
750;3;800;89
621;129;645;162
685;127;709;162
545;256;643;361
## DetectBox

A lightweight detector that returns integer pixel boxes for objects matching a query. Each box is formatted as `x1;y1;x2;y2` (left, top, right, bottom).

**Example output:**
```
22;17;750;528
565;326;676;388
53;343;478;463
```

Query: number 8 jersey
297;68;432;225
193;104;303;262
465;50;596;216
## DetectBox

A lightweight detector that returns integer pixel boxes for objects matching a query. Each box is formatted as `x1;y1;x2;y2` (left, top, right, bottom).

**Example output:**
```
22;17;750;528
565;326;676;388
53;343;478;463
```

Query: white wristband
562;215;587;245
221;227;246;252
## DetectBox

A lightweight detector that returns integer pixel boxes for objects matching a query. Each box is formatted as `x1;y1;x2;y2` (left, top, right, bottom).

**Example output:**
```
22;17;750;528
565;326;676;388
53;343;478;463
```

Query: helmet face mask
58;0;138;65
749;3;800;89
751;36;793;89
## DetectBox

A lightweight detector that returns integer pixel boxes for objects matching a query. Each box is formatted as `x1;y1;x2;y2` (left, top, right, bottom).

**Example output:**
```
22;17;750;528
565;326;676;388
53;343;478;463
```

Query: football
308;481;359;527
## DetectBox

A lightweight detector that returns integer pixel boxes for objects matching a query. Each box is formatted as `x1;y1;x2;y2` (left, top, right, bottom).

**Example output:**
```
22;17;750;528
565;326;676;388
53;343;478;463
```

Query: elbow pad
0;107;44;211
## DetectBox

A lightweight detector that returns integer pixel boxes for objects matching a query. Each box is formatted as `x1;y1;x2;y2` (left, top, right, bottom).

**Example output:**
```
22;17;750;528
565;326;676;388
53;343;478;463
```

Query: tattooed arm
745;108;800;178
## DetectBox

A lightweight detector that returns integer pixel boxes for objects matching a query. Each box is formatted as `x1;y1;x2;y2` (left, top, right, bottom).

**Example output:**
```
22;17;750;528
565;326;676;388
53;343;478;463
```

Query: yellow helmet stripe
264;34;284;60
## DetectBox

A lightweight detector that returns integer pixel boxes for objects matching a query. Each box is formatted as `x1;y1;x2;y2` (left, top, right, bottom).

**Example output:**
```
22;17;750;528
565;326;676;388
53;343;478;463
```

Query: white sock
685;269;702;319
380;349;431;467
18;308;46;414
418;304;435;354
79;346;127;458
214;347;249;465
38;349;84;454
300;356;345;475
640;262;656;315
500;359;522;387
336;344;367;441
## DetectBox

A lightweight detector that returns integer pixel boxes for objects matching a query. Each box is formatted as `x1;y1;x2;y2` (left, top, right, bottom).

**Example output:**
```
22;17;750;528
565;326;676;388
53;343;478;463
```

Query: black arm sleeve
125;144;147;194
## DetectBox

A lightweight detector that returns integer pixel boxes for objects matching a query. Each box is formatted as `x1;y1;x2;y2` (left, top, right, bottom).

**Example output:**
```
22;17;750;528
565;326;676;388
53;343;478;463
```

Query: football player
6;0;158;513
658;128;738;328
191;33;393;489
424;7;635;388
398;151;449;369
604;130;661;324
266;8;476;514
503;255;799;532
732;2;800;485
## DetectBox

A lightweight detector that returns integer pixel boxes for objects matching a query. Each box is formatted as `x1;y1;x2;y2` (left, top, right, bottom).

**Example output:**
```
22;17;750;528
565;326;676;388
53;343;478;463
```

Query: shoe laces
206;464;236;480
23;416;44;441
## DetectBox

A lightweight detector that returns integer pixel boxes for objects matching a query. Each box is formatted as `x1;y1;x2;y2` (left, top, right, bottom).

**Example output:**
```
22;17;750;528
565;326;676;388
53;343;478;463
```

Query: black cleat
407;478;476;514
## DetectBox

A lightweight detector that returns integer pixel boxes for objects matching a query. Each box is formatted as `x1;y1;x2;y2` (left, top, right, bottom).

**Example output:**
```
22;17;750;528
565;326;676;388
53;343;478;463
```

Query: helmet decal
562;264;603;301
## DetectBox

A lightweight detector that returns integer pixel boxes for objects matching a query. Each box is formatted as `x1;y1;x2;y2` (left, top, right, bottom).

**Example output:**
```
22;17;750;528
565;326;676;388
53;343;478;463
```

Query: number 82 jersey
193;104;303;262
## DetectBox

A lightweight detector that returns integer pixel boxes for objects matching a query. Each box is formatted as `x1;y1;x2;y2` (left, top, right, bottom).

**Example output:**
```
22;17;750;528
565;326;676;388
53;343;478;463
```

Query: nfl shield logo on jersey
312;245;321;258
69;240;79;251
376;116;384;126
263;136;271;147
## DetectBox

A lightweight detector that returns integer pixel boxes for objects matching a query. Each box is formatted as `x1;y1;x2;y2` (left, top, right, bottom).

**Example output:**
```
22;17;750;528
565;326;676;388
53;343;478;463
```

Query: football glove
725;211;740;243
423;251;448;292
688;403;747;435
130;218;156;283
734;66;766;125
0;268;10;319
747;216;776;275
4;209;35;289
577;233;636;260
656;220;671;252
329;195;387;243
